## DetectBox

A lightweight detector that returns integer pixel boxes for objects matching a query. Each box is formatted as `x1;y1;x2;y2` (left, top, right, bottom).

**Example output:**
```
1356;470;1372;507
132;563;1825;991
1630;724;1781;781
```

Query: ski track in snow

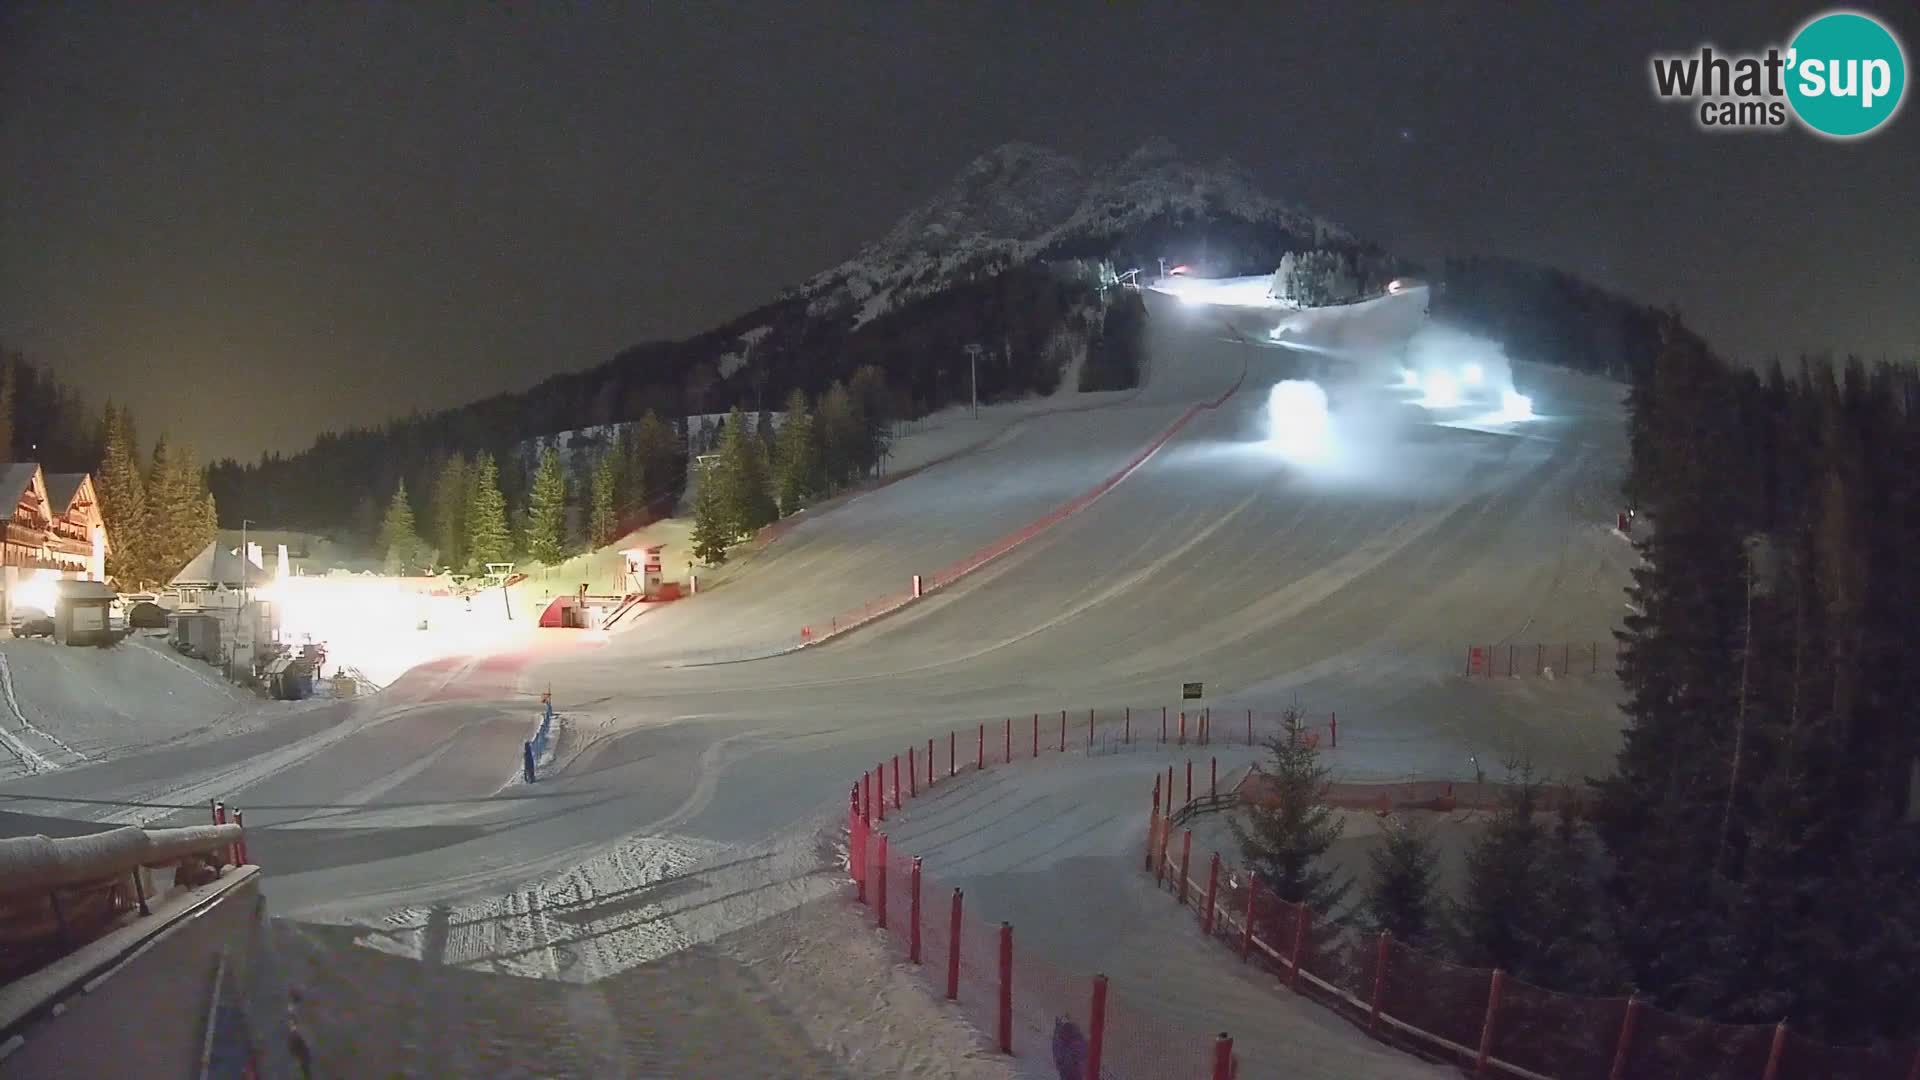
17;288;1636;1075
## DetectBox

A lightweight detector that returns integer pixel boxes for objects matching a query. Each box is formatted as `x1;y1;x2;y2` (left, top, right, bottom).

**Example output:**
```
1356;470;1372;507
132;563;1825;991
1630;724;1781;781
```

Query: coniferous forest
1599;326;1920;1045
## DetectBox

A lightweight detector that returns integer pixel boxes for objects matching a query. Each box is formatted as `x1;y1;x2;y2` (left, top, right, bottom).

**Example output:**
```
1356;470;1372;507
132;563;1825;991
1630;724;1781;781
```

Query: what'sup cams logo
1651;9;1907;138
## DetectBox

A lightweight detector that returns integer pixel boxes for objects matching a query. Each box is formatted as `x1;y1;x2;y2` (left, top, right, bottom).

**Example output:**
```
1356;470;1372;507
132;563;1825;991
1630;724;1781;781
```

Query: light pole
964;344;982;419
240;519;255;674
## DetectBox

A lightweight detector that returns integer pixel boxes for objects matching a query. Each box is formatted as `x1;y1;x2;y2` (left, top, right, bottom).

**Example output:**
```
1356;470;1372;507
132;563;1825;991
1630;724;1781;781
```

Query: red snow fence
1146;780;1920;1080
1465;640;1621;678
849;774;1229;1078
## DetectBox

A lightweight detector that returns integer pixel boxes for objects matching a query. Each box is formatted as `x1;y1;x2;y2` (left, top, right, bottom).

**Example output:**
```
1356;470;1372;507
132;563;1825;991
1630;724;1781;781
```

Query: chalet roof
44;473;88;514
0;464;40;510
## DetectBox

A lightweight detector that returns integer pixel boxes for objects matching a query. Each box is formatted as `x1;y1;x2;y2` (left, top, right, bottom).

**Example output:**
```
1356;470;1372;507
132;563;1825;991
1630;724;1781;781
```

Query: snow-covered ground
874;748;1451;1078
0;634;267;779
0;289;1635;1074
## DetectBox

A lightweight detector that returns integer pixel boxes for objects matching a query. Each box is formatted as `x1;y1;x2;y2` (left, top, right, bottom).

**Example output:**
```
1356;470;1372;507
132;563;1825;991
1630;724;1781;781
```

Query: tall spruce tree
464;452;512;572
1595;326;1753;1003
379;480;425;573
815;382;858;489
1228;708;1350;911
589;450;619;547
1453;767;1550;975
525;447;568;564
716;406;776;537
1364;818;1440;948
430;455;468;572
96;404;149;587
689;461;731;565
774;388;820;515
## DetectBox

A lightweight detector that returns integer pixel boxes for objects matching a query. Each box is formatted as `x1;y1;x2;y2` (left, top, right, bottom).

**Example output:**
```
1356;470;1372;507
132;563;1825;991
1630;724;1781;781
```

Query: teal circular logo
1786;11;1907;138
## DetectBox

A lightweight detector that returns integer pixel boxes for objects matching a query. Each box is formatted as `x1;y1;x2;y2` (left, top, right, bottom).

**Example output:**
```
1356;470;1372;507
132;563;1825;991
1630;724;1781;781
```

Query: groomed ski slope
1;286;1635;1075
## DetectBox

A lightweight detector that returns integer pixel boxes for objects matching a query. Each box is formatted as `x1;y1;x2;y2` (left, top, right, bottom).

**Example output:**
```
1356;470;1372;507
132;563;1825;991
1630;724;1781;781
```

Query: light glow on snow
14;570;60;615
1417;370;1462;408
1266;380;1333;464
257;574;532;686
1499;390;1534;421
1461;363;1484;387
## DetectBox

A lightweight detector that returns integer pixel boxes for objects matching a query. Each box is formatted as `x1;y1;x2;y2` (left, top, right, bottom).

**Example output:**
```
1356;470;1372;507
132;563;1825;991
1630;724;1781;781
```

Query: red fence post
1032;713;1039;758
1370;931;1390;1032
1330;711;1337;748
978;723;984;770
875;765;886;822
946;889;963;1000
209;798;218;826
1087;975;1109;1080
1088;708;1094;749
908;747;917;798
1289;902;1310;988
1475;969;1505;1076
1157;816;1171;886
1178;829;1193;905
997;923;1013;1055
1059;709;1066;752
1761;1021;1788;1080
875;833;889;929
215;801;226;826
1212;1034;1234;1080
1536;642;1544;674
1241;873;1259;961
234;810;247;865
1507;643;1514;677
950;731;957;777
1211;756;1217;798
1124;706;1131;744
863;772;873;827
1185;759;1193;805
1167;765;1174;813
893;755;902;809
1608;994;1640;1080
1179;710;1187;745
909;857;923;964
928;738;935;787
1005;717;1011;764
1202;853;1221;935
1162;706;1167;743
851;787;867;904
1145;806;1160;874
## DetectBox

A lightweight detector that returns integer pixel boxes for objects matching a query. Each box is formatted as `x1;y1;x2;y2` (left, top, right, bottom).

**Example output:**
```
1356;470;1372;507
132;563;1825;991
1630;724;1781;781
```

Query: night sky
4;2;1916;463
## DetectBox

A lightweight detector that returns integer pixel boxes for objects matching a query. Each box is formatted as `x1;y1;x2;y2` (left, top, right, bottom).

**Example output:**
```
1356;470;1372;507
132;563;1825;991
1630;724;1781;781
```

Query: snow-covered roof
54;579;117;602
169;538;265;588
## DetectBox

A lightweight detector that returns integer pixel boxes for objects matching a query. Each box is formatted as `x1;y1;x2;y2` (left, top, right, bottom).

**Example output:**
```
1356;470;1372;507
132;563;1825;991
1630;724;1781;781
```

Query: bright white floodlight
1418;370;1461;408
1267;380;1332;463
1461;363;1485;386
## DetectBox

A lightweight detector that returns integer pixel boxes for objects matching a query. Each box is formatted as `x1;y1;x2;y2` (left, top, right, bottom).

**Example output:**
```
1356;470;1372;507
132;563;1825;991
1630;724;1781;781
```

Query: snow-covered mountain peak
803;138;1354;325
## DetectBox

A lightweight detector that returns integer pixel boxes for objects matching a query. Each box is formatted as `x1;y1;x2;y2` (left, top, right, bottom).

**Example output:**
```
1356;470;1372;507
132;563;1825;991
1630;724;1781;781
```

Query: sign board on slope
1182;682;1203;700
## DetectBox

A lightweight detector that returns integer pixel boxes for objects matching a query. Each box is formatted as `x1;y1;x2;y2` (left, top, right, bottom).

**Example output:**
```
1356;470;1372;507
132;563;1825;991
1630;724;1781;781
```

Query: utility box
52;579;118;646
